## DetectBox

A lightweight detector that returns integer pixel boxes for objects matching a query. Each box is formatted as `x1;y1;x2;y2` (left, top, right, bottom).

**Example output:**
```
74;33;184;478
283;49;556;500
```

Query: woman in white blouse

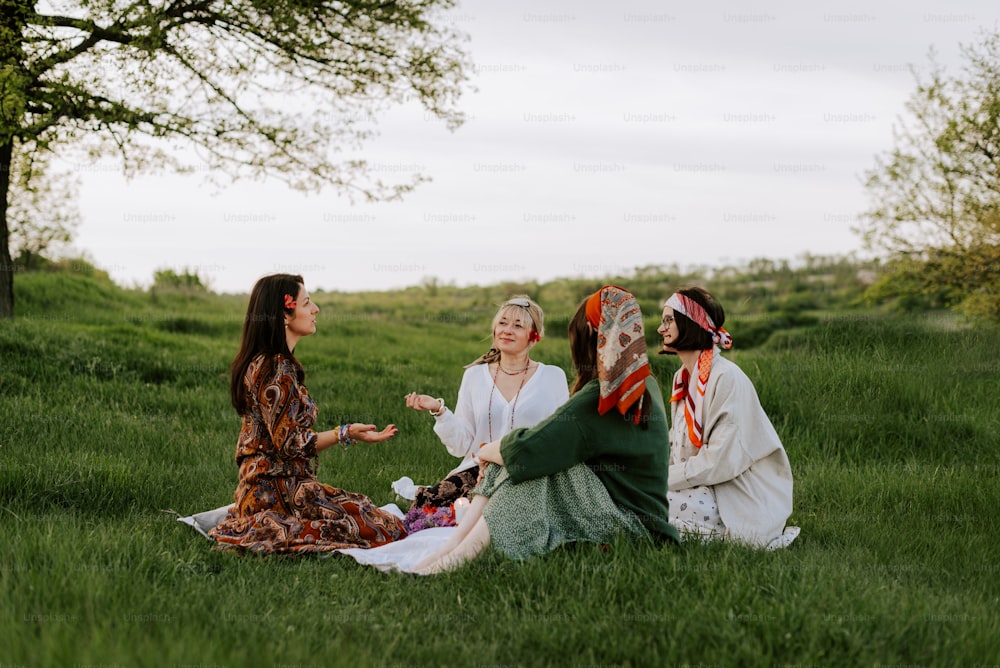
403;296;569;528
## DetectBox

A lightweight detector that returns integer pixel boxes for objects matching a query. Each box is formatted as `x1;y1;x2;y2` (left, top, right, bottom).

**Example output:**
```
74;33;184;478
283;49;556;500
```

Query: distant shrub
151;268;210;295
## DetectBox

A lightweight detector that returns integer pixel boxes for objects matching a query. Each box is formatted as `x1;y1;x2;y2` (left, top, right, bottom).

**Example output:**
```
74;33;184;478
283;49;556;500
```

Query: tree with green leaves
7;142;81;270
0;0;470;318
859;29;1000;319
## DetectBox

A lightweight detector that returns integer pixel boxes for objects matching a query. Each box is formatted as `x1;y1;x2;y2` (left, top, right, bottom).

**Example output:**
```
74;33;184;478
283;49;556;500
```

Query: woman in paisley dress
209;273;407;554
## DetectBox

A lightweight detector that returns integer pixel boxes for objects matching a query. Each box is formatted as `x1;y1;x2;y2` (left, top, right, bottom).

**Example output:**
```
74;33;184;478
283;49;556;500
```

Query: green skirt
473;462;647;560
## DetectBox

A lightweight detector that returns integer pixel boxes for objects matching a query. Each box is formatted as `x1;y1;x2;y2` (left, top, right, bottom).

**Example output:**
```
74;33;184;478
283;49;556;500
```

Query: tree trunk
0;140;14;319
0;0;29;319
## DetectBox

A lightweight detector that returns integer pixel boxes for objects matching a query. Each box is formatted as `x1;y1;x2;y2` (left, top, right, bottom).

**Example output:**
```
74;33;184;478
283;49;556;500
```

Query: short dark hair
665;286;725;352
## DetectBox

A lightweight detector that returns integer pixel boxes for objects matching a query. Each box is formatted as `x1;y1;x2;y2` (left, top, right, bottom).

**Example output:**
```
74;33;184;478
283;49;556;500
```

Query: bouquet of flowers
402;503;457;533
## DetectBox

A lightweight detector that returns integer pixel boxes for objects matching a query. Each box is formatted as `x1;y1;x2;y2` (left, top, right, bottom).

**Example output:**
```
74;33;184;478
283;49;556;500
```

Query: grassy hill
1;270;997;666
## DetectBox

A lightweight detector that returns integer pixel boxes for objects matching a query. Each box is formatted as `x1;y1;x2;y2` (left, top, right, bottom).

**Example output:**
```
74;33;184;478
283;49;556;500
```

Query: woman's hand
349;423;398;443
477;439;504;466
404;392;443;413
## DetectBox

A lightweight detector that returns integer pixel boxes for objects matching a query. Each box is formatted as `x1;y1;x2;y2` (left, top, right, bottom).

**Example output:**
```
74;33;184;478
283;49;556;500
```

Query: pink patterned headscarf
663;293;732;350
585;285;651;422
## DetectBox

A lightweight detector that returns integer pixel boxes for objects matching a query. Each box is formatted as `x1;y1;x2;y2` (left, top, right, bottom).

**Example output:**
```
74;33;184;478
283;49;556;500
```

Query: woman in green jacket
412;285;679;574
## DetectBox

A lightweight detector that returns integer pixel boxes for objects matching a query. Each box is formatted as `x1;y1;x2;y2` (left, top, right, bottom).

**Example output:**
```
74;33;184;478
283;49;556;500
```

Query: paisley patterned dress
209;354;407;553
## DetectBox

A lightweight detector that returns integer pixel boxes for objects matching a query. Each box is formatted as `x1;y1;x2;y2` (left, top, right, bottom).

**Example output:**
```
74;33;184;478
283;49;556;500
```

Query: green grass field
1;272;998;667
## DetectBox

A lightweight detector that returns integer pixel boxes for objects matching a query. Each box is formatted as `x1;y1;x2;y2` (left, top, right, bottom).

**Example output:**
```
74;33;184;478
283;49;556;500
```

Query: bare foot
411;543;457;573
410;518;491;576
411;496;489;572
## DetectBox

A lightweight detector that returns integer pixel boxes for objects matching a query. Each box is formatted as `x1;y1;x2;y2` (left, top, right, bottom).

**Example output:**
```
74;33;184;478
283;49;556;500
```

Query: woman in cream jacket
657;287;796;548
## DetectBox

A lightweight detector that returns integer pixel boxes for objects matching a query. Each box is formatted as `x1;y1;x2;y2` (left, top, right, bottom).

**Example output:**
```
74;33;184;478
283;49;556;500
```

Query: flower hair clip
284;294;297;309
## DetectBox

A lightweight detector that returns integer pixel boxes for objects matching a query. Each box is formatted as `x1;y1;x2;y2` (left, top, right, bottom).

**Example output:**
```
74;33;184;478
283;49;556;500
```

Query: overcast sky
67;0;999;294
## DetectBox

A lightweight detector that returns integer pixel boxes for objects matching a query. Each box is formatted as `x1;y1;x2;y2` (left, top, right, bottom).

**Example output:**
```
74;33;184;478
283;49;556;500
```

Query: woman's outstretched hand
404;392;441;412
349;423;398;443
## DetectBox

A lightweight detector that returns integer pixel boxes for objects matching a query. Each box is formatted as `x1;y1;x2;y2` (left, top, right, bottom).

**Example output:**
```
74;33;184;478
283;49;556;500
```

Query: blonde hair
466;295;545;367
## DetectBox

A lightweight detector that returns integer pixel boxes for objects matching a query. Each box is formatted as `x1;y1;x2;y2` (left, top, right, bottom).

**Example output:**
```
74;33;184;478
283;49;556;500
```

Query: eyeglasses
660;316;675;326
506;298;531;308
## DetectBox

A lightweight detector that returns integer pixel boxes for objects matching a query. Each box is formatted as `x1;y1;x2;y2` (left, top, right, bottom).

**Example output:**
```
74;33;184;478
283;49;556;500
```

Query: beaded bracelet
338;424;353;448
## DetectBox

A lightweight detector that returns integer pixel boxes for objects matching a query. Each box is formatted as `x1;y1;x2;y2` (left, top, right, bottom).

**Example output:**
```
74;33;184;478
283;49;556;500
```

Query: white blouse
433;362;570;476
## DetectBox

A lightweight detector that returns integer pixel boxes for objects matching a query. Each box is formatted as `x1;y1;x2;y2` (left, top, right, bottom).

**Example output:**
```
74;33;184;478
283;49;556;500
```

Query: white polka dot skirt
668;485;726;540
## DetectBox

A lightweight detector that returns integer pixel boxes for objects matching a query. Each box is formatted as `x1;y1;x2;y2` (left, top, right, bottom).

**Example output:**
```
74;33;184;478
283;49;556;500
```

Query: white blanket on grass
177;502;454;573
178;475;798;567
179;502;798;568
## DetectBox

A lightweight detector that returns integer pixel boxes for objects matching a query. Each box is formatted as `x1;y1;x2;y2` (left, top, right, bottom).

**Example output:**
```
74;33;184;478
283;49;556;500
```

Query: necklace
488;362;529;441
497;360;531;375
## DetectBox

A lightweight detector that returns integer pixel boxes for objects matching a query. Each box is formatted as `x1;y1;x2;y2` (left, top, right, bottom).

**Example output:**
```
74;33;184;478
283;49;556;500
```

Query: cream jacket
668;352;793;546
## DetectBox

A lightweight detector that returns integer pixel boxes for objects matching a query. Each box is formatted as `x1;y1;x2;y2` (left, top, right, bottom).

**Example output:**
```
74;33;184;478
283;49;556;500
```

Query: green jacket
500;377;680;542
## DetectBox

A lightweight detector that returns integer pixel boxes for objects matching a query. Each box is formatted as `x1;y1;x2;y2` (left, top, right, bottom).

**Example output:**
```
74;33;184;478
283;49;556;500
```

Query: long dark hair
230;273;305;414
568;296;652;428
569;300;598;395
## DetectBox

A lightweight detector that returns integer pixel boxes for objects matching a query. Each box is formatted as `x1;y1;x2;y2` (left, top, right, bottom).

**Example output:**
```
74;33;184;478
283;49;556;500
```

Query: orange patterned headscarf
585;291;603;329
586;285;651;422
